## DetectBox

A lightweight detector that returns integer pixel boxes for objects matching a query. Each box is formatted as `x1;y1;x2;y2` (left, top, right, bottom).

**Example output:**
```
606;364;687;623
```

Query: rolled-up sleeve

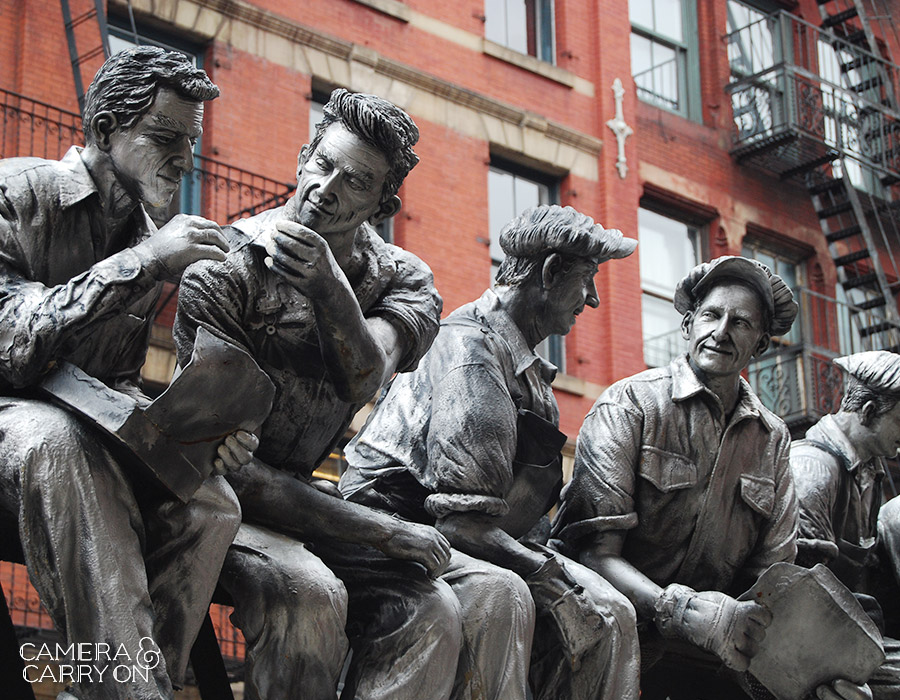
423;356;518;520
790;449;840;556
552;388;643;553
368;248;442;373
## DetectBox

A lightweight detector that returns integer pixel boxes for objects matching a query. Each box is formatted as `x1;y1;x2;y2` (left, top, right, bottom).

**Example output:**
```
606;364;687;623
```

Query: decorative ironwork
725;11;900;183
0;87;295;227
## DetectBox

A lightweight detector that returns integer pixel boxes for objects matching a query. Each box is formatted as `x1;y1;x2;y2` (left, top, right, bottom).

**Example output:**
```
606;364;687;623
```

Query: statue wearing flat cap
341;204;641;700
792;350;900;699
553;256;871;699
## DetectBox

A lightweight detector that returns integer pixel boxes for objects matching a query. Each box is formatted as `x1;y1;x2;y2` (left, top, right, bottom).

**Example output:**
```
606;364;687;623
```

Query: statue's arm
0;251;159;389
227;459;450;577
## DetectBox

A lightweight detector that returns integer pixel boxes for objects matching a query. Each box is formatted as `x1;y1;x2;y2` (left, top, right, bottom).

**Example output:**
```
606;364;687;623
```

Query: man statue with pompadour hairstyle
174;88;459;700
342;204;641;700
792;350;900;699
0;46;254;700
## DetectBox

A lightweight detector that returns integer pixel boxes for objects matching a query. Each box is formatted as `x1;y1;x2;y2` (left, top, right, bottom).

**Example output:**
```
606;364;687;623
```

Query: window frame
484;0;556;64
629;0;701;121
487;156;565;371
637;204;705;368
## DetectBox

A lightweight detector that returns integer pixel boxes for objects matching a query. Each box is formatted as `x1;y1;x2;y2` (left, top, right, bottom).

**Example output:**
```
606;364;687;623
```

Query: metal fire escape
60;0;111;115
727;2;900;352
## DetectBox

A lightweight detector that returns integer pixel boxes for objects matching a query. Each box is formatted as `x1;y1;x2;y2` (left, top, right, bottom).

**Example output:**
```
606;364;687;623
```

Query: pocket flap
739;473;775;517
638;447;697;492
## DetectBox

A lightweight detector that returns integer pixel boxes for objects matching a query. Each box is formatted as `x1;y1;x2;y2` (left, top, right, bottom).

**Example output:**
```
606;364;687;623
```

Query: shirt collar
58;146;98;208
669;353;778;431
475;289;558;384
806;413;874;474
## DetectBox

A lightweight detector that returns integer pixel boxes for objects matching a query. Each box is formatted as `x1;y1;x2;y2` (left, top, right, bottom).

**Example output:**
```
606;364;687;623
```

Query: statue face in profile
539;258;600;338
106;87;204;207
294;122;391;236
865;400;900;458
682;282;768;379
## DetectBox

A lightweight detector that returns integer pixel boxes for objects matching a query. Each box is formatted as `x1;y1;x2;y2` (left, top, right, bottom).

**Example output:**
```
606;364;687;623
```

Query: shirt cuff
425;492;509;519
552;513;639;548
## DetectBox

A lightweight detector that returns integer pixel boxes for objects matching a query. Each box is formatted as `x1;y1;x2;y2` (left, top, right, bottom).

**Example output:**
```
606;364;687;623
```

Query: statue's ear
369;195;401;226
680;311;693;341
860;400;879;427
90;111;118;151
752;332;771;357
541;252;563;290
296;145;310;180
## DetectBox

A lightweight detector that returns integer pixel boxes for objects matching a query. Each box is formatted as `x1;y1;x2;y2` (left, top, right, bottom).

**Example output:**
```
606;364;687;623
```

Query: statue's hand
134;214;228;279
265;220;345;299
379;520;452;578
212;430;259;475
654;585;771;671
817;680;872;700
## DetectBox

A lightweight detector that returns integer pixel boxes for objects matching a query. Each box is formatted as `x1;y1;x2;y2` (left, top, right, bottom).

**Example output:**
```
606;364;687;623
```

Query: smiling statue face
107;87;203;207
293;123;391;237
541;258;600;337
683;282;769;380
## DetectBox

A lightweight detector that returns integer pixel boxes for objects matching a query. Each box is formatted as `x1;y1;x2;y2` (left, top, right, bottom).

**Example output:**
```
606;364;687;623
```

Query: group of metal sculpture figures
2;46;900;700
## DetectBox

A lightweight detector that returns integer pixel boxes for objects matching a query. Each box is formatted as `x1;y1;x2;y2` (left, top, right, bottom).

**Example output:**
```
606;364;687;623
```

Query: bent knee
603;587;637;632
473;565;536;624
414;580;464;649
13;402;96;455
191;476;242;535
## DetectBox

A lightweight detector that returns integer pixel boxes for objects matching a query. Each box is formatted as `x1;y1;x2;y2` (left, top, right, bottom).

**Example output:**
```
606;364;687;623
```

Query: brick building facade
2;0;900;694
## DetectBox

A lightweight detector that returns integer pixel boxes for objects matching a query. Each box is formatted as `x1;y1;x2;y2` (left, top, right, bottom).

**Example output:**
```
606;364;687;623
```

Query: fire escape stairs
804;0;900;351
59;0;111;116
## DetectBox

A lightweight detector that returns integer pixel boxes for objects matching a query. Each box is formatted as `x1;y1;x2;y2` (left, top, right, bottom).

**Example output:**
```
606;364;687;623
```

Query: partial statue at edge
0;46;257;700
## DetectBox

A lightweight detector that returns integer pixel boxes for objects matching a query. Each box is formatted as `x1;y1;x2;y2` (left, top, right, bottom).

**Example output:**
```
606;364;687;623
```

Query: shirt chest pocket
638;447;698;492
738;473;775;518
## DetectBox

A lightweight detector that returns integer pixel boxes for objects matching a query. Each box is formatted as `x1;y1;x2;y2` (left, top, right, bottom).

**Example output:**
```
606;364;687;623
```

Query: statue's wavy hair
495;205;634;288
305;88;420;202
841;378;900;416
82;46;219;143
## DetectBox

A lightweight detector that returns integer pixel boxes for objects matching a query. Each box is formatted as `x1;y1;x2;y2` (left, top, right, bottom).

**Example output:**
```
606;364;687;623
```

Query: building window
741;239;803;346
726;1;782;142
639;207;701;367
629;0;700;119
488;161;565;370
485;0;555;63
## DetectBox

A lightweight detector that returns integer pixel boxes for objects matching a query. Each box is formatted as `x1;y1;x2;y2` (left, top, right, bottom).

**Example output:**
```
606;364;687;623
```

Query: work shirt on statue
791;413;884;575
173;206;441;477
552;354;797;596
0;147;161;391
341;288;560;523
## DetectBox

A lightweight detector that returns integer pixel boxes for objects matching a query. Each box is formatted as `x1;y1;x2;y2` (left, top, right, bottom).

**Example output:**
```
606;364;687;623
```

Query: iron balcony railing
0;87;295;226
643;287;885;428
725;10;900;184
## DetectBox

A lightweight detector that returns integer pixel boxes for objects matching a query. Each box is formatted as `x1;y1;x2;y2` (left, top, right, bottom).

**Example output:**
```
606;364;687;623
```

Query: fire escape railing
726;11;900;182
